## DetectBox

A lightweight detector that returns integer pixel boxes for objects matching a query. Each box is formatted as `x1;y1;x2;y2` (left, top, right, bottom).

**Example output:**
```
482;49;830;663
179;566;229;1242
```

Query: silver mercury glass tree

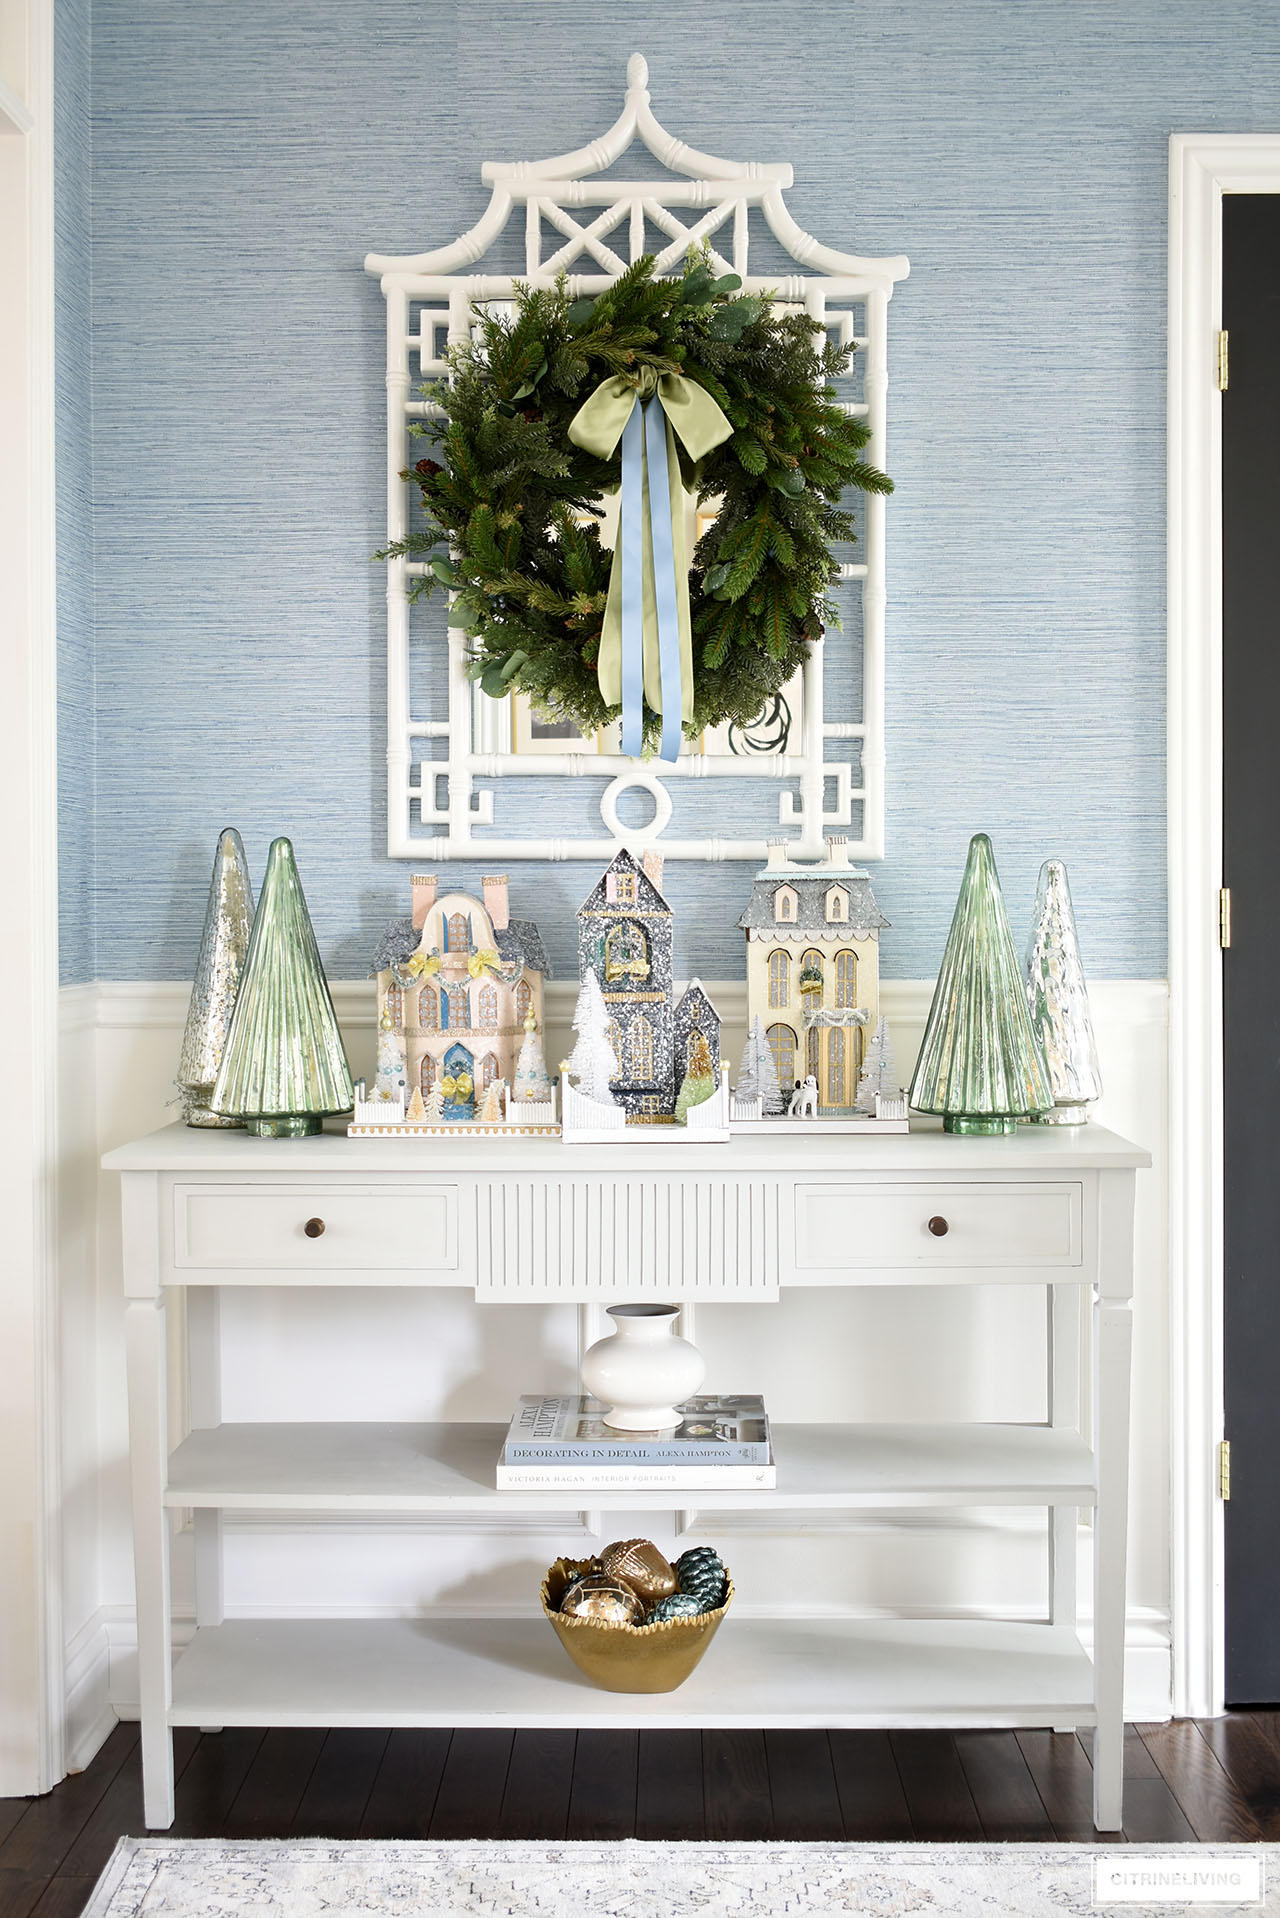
1024;858;1102;1125
177;828;256;1126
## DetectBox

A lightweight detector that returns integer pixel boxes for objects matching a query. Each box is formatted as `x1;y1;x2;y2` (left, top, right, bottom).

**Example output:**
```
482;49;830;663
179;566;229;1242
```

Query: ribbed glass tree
210;838;354;1136
177;828;255;1127
909;833;1053;1134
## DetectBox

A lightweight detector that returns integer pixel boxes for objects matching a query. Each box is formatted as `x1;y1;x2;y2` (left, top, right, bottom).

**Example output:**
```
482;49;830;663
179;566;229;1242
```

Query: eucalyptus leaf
430;558;459;586
566;298;597;328
499;650;529;681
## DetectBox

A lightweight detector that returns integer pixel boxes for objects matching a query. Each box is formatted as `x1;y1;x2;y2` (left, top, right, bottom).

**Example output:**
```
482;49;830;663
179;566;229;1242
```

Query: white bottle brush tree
512;1011;553;1103
854;1014;898;1115
738;1016;785;1116
566;971;619;1106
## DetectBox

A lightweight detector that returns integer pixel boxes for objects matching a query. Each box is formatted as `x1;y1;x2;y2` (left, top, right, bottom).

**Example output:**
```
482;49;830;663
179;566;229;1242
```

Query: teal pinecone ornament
647;1592;705;1623
210;837;354;1137
675;1546;727;1611
909;833;1053;1135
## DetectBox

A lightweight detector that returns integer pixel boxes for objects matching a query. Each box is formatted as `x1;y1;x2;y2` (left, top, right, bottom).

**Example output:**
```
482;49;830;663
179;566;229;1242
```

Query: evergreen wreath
381;253;892;741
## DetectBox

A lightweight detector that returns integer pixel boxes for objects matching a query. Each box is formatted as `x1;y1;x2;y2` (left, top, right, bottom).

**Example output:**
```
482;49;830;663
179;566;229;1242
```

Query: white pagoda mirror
365;55;908;864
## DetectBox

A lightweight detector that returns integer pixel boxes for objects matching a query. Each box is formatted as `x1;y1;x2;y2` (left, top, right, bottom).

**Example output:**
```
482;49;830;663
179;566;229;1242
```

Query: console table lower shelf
169;1615;1098;1730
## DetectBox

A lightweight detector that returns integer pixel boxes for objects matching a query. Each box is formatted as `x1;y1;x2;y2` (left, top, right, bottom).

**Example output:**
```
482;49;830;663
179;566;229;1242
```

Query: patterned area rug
84;1837;1277;1918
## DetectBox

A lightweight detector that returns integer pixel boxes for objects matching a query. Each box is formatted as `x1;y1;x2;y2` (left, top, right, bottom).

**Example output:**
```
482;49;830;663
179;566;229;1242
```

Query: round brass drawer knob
927;1215;949;1237
303;1217;326;1239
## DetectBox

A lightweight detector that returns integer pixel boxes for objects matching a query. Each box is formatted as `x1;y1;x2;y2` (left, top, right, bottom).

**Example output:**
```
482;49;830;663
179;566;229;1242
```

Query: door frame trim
1168;135;1280;1718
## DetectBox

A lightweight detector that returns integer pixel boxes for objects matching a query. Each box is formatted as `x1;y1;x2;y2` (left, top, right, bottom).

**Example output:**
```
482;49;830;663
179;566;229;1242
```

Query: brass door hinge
1219;1439;1231;1500
1220;887;1232;948
1217;330;1230;392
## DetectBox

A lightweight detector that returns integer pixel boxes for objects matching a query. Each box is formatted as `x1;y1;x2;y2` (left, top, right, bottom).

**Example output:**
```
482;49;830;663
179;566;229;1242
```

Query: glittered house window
420;1053;436;1095
515;978;533;1025
478;982;499;1030
607;1020;624;1071
826;886;849;923
447;987;469;1030
480;1051;500;1089
835;950;858;1008
418;985;438;1030
768;1022;796;1087
445;911;470;954
827;1025;847;1104
800;950;824;1010
385;982;403;1028
630;1017;655;1082
605;921;649;982
774;886;798;923
768;949;791;1009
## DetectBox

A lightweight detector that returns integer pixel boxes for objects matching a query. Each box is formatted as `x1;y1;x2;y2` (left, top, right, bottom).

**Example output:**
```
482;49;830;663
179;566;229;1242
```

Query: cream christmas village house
739;837;888;1113
368;874;548;1119
577;848;720;1123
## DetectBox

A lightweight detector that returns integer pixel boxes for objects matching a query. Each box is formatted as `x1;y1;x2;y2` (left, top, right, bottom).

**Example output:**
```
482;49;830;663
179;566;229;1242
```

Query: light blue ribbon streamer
643;398;685;764
618;400;646;759
617;396;684;763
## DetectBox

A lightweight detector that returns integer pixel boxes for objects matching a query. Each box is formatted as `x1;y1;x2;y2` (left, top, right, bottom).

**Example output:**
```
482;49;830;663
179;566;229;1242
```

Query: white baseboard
62;1611;116;1772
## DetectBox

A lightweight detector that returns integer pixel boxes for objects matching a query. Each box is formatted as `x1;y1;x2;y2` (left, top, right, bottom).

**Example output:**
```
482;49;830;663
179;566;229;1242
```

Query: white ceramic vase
580;1304;706;1431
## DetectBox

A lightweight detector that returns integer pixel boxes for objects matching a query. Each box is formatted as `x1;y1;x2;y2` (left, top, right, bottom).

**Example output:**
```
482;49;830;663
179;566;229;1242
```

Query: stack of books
496;1394;775;1490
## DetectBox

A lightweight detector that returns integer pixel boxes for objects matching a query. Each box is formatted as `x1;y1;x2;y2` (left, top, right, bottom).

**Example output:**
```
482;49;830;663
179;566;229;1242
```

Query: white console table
105;1119;1148;1831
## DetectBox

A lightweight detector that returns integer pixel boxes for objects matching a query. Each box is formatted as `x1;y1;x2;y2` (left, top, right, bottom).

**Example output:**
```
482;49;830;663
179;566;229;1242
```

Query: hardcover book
495;1460;776;1489
501;1394;772;1464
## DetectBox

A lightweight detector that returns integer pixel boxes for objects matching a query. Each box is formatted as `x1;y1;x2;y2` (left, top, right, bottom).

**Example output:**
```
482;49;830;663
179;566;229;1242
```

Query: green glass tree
210;838;354;1136
909;833;1053;1134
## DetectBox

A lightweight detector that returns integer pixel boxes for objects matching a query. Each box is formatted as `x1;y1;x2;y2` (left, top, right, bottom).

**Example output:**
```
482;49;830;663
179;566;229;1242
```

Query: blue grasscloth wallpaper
55;1;1280;985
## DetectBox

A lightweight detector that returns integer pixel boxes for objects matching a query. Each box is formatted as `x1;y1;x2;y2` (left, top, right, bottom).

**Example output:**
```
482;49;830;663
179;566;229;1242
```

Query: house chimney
641;849;665;896
765;838;789;871
411;874;438;929
481;874;510;931
826;836;851;869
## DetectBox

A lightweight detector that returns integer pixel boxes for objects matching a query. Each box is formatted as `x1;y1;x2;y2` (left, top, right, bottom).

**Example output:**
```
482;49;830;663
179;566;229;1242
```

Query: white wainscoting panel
69;976;1170;1731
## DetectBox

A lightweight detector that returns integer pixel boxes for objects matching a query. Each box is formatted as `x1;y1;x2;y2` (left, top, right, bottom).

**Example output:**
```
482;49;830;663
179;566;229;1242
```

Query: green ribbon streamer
568;366;733;736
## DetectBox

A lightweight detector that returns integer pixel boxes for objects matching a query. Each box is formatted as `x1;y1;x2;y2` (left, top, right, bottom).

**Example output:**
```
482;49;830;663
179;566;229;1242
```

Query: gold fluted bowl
541;1556;733;1693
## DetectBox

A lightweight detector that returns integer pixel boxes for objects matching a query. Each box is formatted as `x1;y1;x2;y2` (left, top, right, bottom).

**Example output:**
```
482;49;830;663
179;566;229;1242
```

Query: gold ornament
558;1573;646;1626
600;1538;677;1604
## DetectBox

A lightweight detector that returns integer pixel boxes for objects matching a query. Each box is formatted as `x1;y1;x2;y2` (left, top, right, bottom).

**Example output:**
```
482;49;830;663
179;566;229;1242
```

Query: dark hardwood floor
2;1718;1275;1917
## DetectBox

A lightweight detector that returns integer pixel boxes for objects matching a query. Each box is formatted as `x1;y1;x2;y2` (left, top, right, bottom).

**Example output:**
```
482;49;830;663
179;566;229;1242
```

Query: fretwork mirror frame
365;54;908;863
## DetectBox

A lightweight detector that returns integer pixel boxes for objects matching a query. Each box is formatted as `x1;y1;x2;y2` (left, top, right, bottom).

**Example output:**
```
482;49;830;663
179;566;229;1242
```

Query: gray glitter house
577;848;677;1121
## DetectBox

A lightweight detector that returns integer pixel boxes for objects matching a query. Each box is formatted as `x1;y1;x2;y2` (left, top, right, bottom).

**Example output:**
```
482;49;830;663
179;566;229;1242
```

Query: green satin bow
568;366;733;736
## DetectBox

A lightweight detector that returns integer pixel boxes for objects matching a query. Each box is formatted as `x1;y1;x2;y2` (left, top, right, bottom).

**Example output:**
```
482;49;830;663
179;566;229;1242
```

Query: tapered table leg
1092;1171;1136;1832
126;1292;174;1829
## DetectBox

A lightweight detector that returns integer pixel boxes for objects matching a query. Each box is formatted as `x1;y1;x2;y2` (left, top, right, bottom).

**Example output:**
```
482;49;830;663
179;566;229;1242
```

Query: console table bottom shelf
166;1616;1097;1730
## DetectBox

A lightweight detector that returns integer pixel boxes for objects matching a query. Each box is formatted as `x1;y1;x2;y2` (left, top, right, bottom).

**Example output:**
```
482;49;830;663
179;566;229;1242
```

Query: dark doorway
1222;193;1280;1703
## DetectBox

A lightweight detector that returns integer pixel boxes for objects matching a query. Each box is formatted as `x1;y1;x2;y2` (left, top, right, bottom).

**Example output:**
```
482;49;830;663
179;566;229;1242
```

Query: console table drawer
794;1182;1082;1274
172;1184;458;1273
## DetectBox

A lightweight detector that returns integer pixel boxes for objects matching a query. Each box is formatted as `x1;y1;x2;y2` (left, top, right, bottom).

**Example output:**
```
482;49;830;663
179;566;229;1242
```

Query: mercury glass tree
909;833;1053;1134
177;828;256;1127
210;838;353;1136
1024;858;1102;1124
